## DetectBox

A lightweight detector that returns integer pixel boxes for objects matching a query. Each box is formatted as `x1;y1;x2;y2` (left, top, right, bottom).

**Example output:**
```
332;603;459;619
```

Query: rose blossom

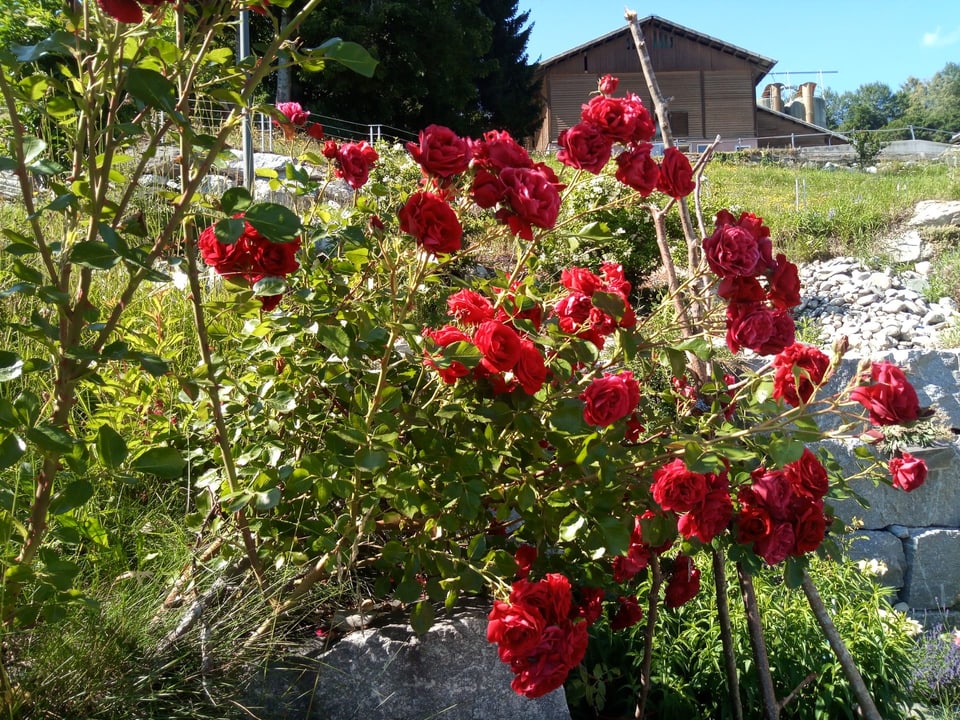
446;289;494;325
767;254;801;310
473;320;522;373
334;141;379;189
703;209;776;278
850;361;921;426
754;520;796;565
406;124;472;178
656;147;695;199
577;587;605;624
772;343;830;407
615;144;660;196
725;302;795;356
613;516;651;582
198;219;251;277
736;504;772;544
561;267;602;296
498;167;562;240
664;555;701;608
651;459;709;513
470;129;533;171
509;624;584;698
889;452;927;492
514;544;537;579
677;473;733;543
557;122;613;174
598;74;619;96
580;94;655;144
470;168;505;208
275;101;310;127
306;122;324;140
248;235;300;279
487;599;545;662
600;261;631;299
423;325;473;384
398;192;463;255
784;449;829;500
514;338;548;395
790;497;828;555
610;596;643;630
747;468;794;519
581;371;641;427
508;574;572;626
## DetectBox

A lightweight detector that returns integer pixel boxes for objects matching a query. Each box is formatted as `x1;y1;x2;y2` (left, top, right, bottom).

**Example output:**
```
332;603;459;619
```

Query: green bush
567;554;919;720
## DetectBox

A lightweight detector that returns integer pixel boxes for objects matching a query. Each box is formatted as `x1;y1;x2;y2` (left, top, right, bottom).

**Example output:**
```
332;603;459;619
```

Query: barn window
652;30;674;49
669;111;689;136
583;54;588;72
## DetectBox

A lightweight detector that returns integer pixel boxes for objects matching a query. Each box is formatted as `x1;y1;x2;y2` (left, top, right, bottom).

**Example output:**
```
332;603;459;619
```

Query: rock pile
795;257;957;355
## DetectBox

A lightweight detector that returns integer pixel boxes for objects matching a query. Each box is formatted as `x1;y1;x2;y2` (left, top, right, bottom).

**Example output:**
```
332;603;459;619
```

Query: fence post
791;133;795;149
909;125;915;141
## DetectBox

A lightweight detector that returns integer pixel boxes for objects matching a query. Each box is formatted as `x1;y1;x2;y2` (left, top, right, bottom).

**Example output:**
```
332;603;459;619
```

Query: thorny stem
712;547;744;720
737;563;780;720
801;570;882;720
635;554;662;719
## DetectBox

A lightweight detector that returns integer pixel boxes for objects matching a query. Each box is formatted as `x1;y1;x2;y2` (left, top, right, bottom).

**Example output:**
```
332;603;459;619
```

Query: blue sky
520;1;960;96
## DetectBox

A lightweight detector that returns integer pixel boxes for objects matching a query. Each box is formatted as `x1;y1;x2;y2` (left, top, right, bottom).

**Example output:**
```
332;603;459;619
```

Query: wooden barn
533;16;845;152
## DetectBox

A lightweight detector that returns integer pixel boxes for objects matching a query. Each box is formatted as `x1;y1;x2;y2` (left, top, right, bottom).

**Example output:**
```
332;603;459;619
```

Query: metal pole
238;10;254;193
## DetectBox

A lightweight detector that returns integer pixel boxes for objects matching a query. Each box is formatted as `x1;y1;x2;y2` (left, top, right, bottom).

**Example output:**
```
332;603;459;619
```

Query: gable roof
756;105;848;140
538;15;777;78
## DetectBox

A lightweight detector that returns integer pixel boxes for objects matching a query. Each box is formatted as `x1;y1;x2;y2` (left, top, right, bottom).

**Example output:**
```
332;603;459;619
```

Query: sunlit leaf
130;447;186;478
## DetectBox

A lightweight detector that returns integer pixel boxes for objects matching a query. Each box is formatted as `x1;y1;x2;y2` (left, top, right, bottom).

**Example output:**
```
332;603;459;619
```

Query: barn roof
537;15;777;80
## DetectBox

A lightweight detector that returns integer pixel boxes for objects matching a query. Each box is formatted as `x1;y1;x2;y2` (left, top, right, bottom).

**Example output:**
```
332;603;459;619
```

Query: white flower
856;558;888;577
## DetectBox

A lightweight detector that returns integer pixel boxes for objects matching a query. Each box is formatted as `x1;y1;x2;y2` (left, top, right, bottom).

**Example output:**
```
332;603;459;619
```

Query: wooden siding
702;70;755;139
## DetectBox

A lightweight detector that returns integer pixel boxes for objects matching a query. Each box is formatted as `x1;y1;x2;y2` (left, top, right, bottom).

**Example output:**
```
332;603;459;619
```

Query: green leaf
356;447;388;473
96;425;128;468
244;203;302;244
0;352;24;382
784;557;807;589
130;447;186;478
214;217;245;244
314;38;378;78
69;242;120;270
768;434;805;467
317;325;351;357
203;47;233;65
252;276;287;297
21;137;46;166
27;423;75;454
598;516;631;556
221;187;252;215
0;433;26;470
410;600;435;636
550;398;587;434
252;488;281;511
46;96;75;118
591;291;626;321
125;67;178;114
559;512;586;542
572;221;612;241
11;31;79;63
48;479;94;515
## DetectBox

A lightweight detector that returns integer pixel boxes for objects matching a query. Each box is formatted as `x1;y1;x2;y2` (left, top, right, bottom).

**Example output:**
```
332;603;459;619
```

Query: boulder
906;200;960;228
845;530;906;590
904;528;960;609
244;607;572;720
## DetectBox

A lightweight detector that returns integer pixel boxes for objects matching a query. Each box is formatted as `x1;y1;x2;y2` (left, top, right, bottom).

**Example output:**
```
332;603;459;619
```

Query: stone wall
821;350;960;613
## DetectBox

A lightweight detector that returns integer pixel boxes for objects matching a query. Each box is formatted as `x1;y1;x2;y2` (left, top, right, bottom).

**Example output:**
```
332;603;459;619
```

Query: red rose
664;555;700;608
600;261;631;299
335;141;379;189
470;129;533;171
718;275;766;303
514;544;537;579
613;516;651;582
736;504;772;544
509;574;572;627
784;449;829;499
514;338;548;395
580;94;654;144
651;458;709;513
772;343;830;407
656;147;695;198
580;370;641;427
557;122;613;174
598;74;619;96
790;497;827;555
889;452;927;492
577;587;605;625
850;361;921;426
610;596;643;630
509;624;578;699
725;302;795;356
97;0;148;22
499;167;562;240
198;220;251;277
615;144;660;196
767;254;801;309
247;235;300;279
322;140;339;160
561;266;602;296
423;325;473;384
704;210;776;278
406;124;472;178
748;468;793;519
470;168;505;209
555;292;593;332
677;473;733;543
306;122;324;140
754;520;795;565
487;599;545;662
446;289;494;325
275;101;309;127
474;320;522;373
398;192;463;255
